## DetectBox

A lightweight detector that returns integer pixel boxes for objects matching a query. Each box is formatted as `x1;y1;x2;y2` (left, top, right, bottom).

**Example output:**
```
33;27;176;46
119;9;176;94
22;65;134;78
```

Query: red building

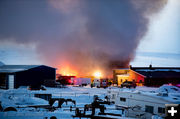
113;68;145;86
130;65;180;87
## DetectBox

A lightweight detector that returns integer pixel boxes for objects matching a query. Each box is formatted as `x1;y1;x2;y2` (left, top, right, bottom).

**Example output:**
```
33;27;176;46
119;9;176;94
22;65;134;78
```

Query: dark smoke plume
0;0;167;77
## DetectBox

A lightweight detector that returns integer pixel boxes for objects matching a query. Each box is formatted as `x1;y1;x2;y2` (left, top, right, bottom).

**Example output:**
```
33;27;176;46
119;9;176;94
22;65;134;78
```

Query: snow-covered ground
0;86;116;119
0;85;179;119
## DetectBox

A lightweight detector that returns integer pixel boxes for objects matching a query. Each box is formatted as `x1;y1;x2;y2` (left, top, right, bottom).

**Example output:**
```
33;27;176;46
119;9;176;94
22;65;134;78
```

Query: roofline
131;67;180;69
130;69;146;78
113;68;129;71
0;65;57;73
113;68;146;78
38;65;57;70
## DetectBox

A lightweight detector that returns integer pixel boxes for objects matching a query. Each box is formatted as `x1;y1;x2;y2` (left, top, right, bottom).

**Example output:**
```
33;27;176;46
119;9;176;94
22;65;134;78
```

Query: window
145;105;154;113
120;97;126;102
158;107;165;114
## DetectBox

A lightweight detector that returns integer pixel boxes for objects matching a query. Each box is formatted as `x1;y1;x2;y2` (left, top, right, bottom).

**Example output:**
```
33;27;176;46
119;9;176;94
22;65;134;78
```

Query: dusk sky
0;0;180;76
131;0;180;67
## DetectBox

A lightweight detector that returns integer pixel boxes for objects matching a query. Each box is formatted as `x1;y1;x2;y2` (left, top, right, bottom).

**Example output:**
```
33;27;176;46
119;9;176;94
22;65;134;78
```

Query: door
8;75;14;89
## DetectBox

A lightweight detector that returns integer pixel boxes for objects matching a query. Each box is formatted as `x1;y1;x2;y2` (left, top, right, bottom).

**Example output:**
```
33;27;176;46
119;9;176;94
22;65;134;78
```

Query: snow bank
0;87;49;108
156;84;180;93
2;86;165;119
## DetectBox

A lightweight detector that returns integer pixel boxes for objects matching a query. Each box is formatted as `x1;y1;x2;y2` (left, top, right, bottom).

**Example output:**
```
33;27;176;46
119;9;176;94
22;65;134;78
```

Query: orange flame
56;61;112;78
57;62;78;76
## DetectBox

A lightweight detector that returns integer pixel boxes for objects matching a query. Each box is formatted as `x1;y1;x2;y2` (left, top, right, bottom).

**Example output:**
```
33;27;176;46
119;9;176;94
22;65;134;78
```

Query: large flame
57;62;78;76
57;61;105;78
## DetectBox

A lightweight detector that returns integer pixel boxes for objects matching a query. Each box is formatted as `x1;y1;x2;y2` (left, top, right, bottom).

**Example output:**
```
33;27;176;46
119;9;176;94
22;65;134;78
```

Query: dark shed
0;65;56;89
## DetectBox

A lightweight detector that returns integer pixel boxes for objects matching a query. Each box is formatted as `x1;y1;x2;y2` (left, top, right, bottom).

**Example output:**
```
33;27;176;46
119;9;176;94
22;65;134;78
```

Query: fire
57;62;78;76
93;71;102;78
59;69;78;76
57;61;105;78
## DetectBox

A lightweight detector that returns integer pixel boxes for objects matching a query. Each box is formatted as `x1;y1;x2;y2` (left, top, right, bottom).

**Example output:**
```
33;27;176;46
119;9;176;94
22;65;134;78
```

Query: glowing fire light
59;70;77;76
57;62;78;76
93;71;102;78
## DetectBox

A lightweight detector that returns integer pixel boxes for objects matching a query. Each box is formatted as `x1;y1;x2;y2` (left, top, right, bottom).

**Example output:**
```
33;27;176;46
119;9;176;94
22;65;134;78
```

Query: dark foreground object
72;95;119;119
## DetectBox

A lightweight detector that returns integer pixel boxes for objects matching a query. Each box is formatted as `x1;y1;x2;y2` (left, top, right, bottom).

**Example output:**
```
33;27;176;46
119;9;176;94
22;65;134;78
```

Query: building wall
129;70;144;86
114;69;145;86
117;75;129;86
15;66;56;88
0;73;16;89
0;73;7;89
135;71;180;87
113;69;129;85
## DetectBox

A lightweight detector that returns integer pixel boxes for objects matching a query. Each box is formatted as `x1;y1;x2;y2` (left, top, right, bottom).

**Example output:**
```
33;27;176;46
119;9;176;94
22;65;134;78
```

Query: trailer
71;78;91;86
107;86;180;118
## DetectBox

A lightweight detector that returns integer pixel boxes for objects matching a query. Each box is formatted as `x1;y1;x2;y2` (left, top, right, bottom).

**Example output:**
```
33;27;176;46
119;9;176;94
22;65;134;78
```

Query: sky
0;0;179;75
137;0;180;54
130;0;180;67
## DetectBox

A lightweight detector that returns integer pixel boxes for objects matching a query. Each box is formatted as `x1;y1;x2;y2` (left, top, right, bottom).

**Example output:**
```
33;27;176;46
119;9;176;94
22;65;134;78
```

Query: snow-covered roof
0;65;41;73
0;65;57;73
134;69;180;72
131;67;180;72
130;67;180;79
117;74;129;77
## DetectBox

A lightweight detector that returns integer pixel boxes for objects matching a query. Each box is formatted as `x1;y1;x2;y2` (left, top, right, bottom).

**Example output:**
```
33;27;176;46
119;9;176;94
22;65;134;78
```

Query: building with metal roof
130;65;180;87
0;65;41;73
0;64;56;89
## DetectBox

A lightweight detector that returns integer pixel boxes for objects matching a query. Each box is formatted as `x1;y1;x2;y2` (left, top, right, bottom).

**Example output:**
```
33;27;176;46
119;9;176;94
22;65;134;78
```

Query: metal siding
8;75;14;89
15;66;56;88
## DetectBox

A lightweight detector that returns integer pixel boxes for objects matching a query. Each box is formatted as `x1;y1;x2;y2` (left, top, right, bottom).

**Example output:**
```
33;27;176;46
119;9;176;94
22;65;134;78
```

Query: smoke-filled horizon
0;0;167;77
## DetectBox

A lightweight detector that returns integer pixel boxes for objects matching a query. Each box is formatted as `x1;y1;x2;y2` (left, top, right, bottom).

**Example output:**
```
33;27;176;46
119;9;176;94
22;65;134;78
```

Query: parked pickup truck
121;81;136;88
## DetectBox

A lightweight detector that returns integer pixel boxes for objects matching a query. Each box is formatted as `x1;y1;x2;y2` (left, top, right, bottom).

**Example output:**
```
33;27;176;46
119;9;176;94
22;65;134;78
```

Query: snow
156;84;180;93
0;85;180;119
0;86;117;119
0;89;48;108
134;69;180;72
108;85;180;104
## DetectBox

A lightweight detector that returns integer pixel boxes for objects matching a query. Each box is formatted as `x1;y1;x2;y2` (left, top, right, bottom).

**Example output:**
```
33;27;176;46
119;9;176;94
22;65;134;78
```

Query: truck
71;78;91;86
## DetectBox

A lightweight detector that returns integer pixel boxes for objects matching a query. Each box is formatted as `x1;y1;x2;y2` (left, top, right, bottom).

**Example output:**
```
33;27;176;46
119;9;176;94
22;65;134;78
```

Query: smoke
0;0;167;77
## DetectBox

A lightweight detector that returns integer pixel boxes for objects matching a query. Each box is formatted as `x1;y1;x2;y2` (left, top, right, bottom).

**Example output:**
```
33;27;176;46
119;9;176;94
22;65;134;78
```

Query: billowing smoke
0;0;167;77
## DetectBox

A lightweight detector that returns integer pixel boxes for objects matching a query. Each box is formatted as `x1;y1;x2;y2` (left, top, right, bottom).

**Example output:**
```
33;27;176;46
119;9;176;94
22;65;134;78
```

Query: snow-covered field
0;85;179;119
0;86;114;119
